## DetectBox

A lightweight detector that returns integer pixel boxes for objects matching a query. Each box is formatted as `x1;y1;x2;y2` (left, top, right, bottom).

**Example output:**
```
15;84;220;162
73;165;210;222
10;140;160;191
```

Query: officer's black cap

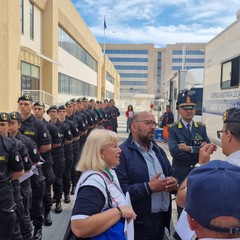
0;112;11;122
47;105;58;114
9;112;22;122
70;98;76;104
89;99;95;103
104;99;109;103
96;100;100;104
222;108;240;124
176;90;197;109
58;105;66;110
65;100;73;106
17;94;33;103
34;101;45;108
76;98;82;103
82;97;88;102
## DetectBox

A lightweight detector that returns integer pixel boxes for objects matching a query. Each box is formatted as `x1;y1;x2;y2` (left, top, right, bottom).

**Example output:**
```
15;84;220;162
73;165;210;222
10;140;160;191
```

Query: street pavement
42;113;225;239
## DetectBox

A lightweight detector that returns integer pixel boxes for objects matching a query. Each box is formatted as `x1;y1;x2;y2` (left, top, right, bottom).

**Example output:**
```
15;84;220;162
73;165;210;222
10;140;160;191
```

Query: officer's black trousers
71;141;80;187
63;146;73;196
30;165;46;228
42;163;55;213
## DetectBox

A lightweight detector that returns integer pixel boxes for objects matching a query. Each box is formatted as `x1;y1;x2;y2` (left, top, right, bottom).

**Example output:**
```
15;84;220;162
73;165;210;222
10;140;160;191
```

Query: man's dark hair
225;123;240;142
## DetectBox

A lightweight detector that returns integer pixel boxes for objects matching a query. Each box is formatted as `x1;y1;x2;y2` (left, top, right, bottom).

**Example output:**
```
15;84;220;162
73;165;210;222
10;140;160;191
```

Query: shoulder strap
81;173;112;208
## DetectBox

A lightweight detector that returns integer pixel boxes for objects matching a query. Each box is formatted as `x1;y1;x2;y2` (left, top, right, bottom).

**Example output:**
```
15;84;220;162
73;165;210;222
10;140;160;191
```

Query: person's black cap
0;112;11;122
82;97;88;101
17;94;33;103
65;100;73;106
103;99;109;103
76;98;82;103
70;98;76;104
9;112;22;122
47;105;58;114
34;101;45;108
176;90;197;110
222;108;240;124
58;105;66;110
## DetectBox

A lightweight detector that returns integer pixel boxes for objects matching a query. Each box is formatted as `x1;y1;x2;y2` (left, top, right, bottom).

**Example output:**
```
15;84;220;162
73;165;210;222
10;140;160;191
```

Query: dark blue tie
187;123;191;138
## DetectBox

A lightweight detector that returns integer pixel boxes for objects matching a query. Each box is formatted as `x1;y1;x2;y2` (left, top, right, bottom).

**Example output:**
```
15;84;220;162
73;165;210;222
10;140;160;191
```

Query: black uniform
15;131;41;240
9;136;31;240
0;135;23;239
20;114;51;231
50;119;72;205
62;118;77;199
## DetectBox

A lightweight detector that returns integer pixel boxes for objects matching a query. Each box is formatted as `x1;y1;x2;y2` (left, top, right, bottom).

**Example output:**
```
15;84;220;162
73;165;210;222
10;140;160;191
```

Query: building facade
0;0;119;112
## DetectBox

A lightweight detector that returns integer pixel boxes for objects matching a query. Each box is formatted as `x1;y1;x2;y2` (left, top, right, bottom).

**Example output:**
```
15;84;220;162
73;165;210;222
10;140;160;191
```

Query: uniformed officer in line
75;98;90;148
9;111;41;240
0;112;24;239
47;105;73;213
168;90;210;222
109;99;120;133
1;112;32;240
33;101;60;226
102;99;113;130
58;105;78;203
18;95;51;240
65;100;88;195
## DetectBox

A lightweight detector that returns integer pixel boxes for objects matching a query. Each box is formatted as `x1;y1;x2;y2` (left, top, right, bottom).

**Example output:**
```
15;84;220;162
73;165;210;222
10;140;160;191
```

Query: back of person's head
185;160;240;237
222;108;240;142
76;129;119;171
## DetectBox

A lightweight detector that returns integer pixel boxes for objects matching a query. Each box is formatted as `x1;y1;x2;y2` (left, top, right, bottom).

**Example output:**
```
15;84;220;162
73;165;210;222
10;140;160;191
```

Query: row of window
58;73;96;96
172;58;204;63
120;81;147;86
120;88;147;93
106;72;114;84
172;50;205;55
105;49;148;54
58;27;97;72
20;0;34;39
172;66;204;70
119;73;147;78
115;65;148;70
109;57;148;62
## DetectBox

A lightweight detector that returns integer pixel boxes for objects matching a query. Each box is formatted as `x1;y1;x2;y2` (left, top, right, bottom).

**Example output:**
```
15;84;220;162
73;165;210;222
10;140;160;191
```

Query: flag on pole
104;17;107;30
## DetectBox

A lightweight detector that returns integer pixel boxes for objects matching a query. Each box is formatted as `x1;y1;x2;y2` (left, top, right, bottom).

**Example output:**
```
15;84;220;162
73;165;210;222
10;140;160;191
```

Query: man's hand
199;143;217;164
164;177;178;192
148;173;167;192
178;143;191;152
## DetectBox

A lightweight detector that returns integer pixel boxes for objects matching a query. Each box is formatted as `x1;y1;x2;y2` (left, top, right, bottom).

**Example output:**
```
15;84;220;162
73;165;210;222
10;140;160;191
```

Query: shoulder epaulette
197;122;206;126
168;122;178;128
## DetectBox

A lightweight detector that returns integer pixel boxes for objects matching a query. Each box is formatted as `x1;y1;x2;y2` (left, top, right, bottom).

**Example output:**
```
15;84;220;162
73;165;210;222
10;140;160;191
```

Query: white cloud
72;0;239;47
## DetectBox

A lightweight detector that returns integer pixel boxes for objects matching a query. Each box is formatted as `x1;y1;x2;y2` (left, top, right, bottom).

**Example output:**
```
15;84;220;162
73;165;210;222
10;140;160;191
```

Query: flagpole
103;15;106;56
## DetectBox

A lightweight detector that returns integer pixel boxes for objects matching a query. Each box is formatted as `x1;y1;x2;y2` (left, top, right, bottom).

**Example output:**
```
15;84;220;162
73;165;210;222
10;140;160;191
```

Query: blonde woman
71;129;136;239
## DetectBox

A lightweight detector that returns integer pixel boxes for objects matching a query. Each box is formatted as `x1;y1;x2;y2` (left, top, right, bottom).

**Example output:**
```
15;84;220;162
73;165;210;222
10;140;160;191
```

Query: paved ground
42;112;225;239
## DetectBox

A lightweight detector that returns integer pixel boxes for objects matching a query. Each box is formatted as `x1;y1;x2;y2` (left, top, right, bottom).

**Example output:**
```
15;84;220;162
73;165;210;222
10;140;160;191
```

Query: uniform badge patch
15;155;21;162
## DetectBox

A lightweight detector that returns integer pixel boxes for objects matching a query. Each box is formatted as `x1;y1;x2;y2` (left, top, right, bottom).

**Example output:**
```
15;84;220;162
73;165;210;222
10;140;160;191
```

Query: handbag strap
80;173;112;208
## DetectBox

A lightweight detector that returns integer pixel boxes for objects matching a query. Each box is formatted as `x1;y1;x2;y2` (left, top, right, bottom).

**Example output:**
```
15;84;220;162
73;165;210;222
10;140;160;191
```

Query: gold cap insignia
12;112;17;119
222;111;228;122
186;96;191;104
25;94;30;100
1;114;7;121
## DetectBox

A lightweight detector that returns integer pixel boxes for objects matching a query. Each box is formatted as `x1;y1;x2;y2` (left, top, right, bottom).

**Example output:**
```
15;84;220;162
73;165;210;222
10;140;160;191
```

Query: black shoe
33;227;42;240
44;212;52;226
55;202;62;213
64;194;71;203
70;185;76;195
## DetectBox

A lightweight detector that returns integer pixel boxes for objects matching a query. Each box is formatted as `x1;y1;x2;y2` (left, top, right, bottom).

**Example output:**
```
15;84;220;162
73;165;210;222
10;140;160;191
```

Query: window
29;2;34;39
58;73;96;97
105;49;148;54
106;72;114;84
58;27;97;72
20;0;24;34
221;57;240;89
21;62;40;91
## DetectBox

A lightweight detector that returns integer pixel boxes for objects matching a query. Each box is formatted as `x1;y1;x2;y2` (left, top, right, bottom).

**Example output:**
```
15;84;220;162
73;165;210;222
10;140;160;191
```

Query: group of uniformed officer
0;95;120;240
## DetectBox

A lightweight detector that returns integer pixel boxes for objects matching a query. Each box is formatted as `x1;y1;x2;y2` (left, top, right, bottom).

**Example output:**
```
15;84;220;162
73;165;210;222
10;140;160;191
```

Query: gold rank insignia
12;112;17;119
222;111;228;122
25;94;30;100
1;114;7;121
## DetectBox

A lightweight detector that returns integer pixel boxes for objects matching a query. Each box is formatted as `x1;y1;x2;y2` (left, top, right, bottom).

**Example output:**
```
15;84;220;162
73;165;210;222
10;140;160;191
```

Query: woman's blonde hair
76;129;119;171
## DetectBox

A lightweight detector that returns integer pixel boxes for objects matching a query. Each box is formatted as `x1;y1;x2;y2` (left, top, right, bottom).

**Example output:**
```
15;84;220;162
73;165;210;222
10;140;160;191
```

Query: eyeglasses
217;130;227;139
135;120;158;127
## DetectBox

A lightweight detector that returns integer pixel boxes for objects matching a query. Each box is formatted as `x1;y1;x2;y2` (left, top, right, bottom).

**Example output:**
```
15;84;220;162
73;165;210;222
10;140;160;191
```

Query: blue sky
71;0;239;47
